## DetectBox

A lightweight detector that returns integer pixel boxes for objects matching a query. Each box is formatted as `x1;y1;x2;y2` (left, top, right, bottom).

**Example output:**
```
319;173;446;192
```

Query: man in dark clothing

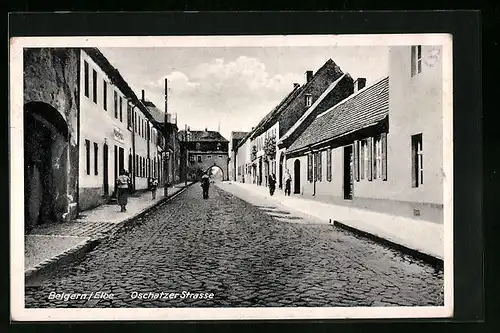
268;173;276;196
201;173;210;199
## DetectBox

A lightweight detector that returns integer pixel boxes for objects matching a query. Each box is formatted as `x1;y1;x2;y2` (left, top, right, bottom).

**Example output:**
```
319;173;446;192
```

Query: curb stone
333;220;443;269
24;182;195;284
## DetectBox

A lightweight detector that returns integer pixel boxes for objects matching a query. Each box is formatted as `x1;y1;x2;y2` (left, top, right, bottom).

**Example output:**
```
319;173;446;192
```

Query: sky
100;46;388;140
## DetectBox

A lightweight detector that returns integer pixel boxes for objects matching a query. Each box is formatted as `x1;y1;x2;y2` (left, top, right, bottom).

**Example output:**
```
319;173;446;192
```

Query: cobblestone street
25;184;444;308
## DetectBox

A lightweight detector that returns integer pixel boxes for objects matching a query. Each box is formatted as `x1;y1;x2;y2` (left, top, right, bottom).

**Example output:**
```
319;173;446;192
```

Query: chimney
354;78;367;93
293;83;300;89
306;71;313;82
141;89;145;101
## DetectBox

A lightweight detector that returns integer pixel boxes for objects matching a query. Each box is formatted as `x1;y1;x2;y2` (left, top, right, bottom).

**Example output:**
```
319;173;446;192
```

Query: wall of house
78;50;134;211
187;151;229;180
23;48;80;227
236;139;251;183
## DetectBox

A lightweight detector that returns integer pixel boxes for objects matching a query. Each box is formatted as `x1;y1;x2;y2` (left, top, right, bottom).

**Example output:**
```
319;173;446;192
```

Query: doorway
279;154;284;189
293;159;301;194
119;147;125;174
103;143;109;196
343;145;354;200
24;102;68;232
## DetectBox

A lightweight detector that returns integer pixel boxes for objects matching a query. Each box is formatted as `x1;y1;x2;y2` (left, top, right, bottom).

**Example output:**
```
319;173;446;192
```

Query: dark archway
24;102;69;233
294;159;301;194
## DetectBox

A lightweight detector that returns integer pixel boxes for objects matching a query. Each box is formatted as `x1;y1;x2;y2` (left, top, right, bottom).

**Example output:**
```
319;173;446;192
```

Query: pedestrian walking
268;173;276;196
284;169;292;196
201;172;210;199
149;177;158;200
116;169;131;212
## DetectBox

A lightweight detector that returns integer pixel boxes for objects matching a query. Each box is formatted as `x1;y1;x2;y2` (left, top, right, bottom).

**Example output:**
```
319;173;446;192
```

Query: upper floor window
92;69;98;104
114;91;118;119
197;155;202;163
305;94;313;107
411;45;422;77
84;61;89;98
103;80;107;111
127;103;132;129
217;143;221;150
119;96;123;122
196;142;201;150
374;135;382;179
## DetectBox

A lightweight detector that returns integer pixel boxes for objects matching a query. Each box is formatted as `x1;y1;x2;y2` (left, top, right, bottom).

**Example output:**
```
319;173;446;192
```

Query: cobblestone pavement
25;184;444;308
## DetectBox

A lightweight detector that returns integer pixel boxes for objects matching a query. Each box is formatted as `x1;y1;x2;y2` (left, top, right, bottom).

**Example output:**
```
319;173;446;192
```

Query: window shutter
360;141;365;180
411;136;417;187
381;132;387;181
353;140;359;181
367;138;373;181
327;148;332;182
319;151;322;182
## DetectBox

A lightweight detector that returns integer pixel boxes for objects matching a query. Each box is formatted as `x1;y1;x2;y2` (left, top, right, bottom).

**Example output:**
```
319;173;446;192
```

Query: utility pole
184;123;188;186
164;78;169;197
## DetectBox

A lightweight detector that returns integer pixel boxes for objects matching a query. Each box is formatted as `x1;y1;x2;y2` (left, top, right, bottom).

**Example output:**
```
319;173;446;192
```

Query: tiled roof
231;131;249;140
278;73;348;145
249;85;302;139
178;130;229;142
287;76;389;153
143;101;165;123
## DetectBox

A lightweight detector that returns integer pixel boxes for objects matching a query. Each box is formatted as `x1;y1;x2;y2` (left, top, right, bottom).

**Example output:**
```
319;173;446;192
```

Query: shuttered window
94;142;98;175
307;153;313;182
353;140;359;181
326;148;332;182
367;137;373;181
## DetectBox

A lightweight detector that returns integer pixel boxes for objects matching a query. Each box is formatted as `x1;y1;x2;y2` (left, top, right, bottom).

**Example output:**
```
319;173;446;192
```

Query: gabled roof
178;130;229;142
231;131;249;140
249;84;302;140
278;73;348;146
287;76;389;154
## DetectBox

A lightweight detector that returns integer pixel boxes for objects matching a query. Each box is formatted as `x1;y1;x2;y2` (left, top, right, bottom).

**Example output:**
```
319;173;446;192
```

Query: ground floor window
85;139;90;175
411;133;423;187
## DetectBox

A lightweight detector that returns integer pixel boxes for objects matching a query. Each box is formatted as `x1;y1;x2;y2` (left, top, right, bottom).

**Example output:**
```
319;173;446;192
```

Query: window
217;143;221;150
327;148;332;182
127;103;131;129
316;151;323;181
374;135;382;179
305;94;313;107
134;113;138;132
84;61;89;98
94;142;99;175
114;91;118;118
189;154;194;162
207;155;212;159
197;155;202;163
411;45;422;77
307;153;313;182
218;155;223;159
119;96;123;122
85;139;90;175
361;140;368;179
196;142;201;150
411;133;423;187
92;69;98;104
103;80;107;111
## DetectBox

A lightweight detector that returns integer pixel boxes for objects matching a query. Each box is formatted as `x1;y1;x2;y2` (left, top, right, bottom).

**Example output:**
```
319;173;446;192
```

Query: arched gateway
24;102;69;232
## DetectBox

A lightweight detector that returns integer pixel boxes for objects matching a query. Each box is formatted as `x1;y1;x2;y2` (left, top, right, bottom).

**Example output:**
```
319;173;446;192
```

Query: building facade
236;58;354;190
283;45;443;223
23;47;167;231
179;129;229;181
23;48;80;232
228;131;248;181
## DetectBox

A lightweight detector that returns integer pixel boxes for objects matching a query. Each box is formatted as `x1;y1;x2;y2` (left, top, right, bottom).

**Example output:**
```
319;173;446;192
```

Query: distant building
228;131;249;181
23;47;166;232
179;128;229;181
283;45;443;223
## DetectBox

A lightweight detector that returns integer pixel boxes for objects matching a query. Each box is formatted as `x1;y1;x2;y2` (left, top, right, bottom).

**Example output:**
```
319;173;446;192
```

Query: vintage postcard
10;34;453;321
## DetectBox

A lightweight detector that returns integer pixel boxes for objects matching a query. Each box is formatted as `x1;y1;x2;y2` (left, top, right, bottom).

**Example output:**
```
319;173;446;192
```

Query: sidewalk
25;182;194;282
221;181;444;265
